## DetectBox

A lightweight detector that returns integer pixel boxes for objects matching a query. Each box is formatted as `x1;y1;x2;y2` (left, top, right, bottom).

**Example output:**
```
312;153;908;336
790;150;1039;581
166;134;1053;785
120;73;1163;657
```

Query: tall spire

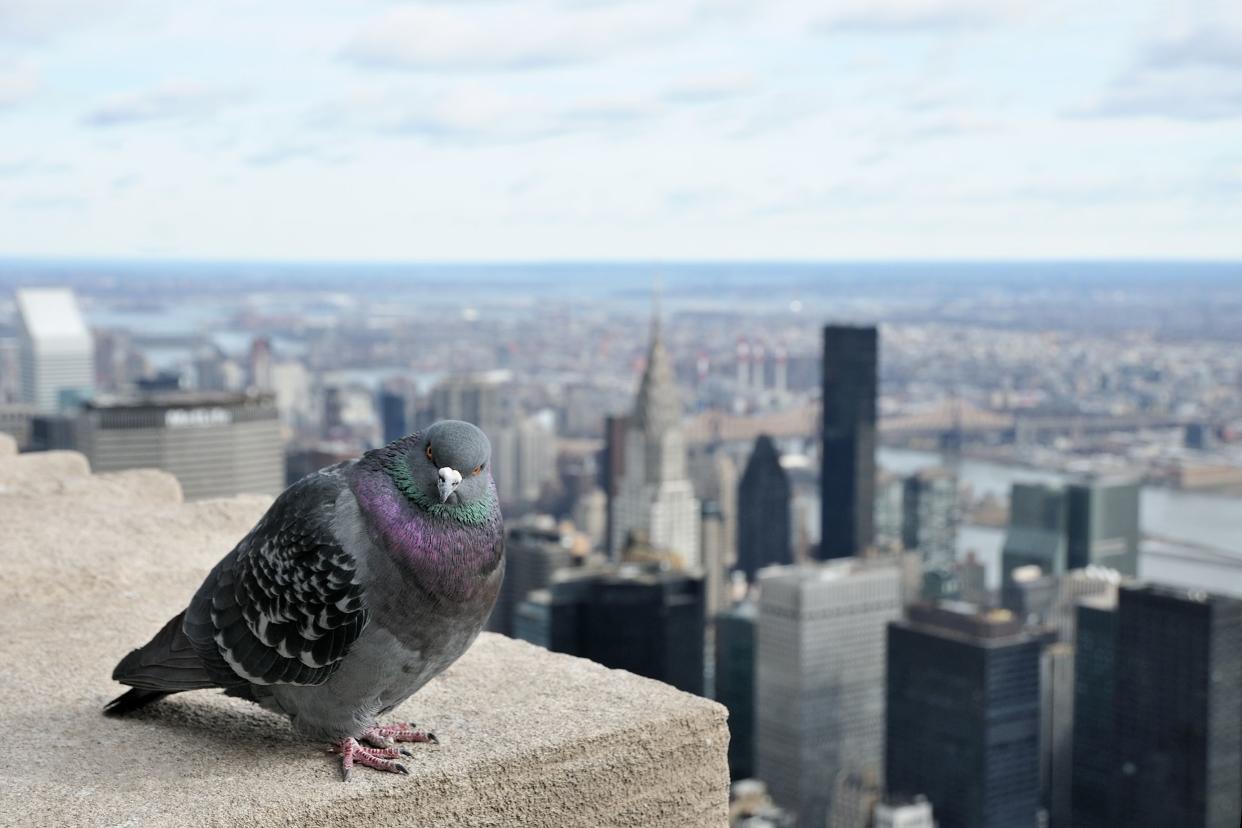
633;280;680;433
650;275;664;346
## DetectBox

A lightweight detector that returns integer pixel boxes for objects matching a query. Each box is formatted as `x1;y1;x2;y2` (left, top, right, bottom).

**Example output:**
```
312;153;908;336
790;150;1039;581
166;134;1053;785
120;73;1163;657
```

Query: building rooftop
901;601;1031;643
16;287;91;347
84;390;276;410
0;441;728;827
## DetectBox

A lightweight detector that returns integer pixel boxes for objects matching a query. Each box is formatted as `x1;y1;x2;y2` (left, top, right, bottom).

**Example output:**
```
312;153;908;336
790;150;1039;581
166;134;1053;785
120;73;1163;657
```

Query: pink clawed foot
362;721;439;748
330;736;411;782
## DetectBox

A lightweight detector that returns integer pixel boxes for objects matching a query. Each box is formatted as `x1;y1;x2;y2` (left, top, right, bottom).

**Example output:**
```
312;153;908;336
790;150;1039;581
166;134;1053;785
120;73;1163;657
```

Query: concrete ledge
0;456;729;827
0;449;91;496
0;467;185;505
0;432;15;456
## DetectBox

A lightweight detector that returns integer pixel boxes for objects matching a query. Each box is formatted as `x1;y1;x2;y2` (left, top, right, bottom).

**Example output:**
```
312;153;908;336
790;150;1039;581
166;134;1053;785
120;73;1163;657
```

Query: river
878;448;1242;596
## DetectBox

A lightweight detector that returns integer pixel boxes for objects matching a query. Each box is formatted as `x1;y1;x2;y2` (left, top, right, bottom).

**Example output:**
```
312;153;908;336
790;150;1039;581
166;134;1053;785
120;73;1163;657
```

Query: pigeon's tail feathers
103;687;171;717
110;610;219;699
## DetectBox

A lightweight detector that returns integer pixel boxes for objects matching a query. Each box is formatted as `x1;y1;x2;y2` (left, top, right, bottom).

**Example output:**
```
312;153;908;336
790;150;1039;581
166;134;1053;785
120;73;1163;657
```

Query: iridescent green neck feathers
380;451;496;526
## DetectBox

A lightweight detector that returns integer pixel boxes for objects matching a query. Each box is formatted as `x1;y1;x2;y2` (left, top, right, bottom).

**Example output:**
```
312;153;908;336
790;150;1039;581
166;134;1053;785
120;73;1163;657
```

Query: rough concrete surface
0;454;730;828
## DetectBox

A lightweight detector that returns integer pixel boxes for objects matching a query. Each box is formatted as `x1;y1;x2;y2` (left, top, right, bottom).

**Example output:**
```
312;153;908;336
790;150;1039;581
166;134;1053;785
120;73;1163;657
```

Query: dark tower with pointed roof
737;434;792;581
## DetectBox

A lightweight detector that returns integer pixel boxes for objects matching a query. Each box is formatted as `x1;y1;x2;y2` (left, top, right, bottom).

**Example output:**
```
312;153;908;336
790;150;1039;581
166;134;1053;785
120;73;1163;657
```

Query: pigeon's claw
330;737;410;781
367;721;438;745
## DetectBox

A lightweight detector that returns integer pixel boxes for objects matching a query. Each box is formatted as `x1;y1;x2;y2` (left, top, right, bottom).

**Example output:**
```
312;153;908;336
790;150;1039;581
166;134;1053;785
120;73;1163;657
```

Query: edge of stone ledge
0;432;16;456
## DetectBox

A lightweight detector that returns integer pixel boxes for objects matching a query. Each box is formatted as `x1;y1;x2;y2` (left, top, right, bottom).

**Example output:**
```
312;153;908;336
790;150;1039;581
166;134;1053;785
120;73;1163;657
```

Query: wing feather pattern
183;469;369;688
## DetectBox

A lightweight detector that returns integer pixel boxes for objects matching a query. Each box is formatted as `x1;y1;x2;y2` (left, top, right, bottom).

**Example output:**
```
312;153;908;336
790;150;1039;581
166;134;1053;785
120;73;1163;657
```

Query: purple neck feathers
351;470;503;604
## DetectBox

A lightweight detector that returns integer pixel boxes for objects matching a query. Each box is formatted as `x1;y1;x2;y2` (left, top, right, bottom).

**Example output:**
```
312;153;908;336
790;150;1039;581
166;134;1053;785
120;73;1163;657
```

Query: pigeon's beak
437;467;463;503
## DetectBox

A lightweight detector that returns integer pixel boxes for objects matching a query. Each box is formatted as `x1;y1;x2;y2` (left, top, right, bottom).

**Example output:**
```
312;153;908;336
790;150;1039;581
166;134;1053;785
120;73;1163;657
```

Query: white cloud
0;0;130;44
0;60;38;108
661;71;754;104
1073;65;1242;121
1075;5;1242;122
82;82;247;127
811;0;1020;33
380;85;659;144
340;2;700;71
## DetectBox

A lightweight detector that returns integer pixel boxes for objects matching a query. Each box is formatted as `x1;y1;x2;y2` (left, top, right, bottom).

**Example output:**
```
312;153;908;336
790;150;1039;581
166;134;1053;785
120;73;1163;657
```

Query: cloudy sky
1;0;1240;261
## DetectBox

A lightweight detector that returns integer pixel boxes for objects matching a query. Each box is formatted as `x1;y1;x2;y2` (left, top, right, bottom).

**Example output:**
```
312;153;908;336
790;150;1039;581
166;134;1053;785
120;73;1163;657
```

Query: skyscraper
736;434;792;581
886;603;1042;828
72;391;283;500
1112;585;1242;827
1001;482;1068;581
601;413;629;558
378;388;409;444
608;310;700;567
820;324;877;559
1003;478;1141;581
1070;595;1118;828
700;500;729;618
1065;478;1140;576
16;288;94;414
756;560;902;827
1039;642;1074;828
485;520;574;636
715;601;757;780
514;564;705;695
901;467;957;568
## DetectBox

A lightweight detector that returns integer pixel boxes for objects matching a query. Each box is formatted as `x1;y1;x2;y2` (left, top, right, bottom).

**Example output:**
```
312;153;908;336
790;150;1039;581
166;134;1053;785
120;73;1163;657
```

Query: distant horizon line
3;256;1241;268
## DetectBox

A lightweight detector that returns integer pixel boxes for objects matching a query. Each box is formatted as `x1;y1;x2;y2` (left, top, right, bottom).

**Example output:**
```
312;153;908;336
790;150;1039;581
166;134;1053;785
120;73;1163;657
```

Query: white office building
16;288;94;413
756;560;903;828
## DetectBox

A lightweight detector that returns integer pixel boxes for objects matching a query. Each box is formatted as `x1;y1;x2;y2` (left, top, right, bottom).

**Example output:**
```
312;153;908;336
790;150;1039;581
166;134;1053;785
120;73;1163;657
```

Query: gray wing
183;466;369;687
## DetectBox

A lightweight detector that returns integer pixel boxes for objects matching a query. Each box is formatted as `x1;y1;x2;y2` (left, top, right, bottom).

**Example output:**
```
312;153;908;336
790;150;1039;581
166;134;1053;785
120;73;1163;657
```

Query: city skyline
3;273;1241;825
2;1;1241;260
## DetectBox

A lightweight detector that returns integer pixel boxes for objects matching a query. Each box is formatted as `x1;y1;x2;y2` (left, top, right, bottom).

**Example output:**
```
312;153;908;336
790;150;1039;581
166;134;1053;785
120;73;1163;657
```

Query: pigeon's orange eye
425;445;434;462
472;464;483;476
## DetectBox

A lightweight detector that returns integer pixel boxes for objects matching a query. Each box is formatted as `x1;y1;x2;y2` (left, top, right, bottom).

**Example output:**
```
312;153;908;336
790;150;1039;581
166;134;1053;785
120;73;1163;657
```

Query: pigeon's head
378;419;493;513
418;419;492;505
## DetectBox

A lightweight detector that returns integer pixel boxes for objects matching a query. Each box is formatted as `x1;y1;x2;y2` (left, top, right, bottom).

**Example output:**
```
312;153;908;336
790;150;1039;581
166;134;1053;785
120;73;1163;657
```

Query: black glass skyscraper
886;604;1042;828
820;324;877;559
1072;585;1242;828
378;388;408;444
737;434;792;581
1070;597;1119;828
1111;585;1241;827
715;602;757;780
513;565;705;696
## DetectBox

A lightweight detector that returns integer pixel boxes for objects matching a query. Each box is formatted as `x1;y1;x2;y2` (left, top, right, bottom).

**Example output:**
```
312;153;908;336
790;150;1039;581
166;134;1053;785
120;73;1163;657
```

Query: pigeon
105;420;505;780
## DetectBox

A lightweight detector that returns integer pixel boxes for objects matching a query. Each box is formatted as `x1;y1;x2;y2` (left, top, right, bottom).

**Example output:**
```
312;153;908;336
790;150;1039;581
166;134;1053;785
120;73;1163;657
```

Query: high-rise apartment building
886;603;1042;828
820;324;877;559
756;560;902;827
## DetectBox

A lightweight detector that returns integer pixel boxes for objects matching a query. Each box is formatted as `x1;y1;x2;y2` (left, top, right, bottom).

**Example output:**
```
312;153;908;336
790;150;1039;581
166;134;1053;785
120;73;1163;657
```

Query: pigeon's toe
331;736;414;781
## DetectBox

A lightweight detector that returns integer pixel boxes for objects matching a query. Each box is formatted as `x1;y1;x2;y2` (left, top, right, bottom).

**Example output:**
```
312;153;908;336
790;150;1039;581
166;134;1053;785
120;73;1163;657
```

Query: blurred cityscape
3;262;1241;827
